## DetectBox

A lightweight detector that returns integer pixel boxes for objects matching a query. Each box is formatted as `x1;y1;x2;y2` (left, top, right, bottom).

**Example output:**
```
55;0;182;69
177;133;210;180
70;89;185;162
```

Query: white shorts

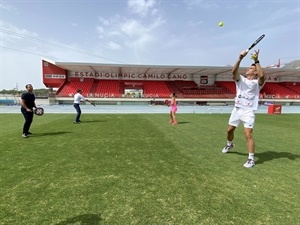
228;107;255;129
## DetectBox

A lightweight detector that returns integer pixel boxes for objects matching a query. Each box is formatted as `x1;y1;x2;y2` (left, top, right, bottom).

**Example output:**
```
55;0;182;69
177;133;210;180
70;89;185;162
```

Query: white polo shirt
73;93;86;104
234;75;264;110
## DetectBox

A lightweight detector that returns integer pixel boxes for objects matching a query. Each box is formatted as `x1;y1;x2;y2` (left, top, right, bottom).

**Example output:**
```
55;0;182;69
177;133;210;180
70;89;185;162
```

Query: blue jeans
73;103;81;122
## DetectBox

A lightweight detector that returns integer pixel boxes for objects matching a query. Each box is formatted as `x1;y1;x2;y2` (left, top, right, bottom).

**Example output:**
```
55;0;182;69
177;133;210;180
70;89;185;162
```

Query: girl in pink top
169;93;178;125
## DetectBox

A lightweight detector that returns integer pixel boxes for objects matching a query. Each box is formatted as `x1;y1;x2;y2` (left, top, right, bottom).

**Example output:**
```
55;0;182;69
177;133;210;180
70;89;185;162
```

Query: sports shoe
74;121;79;124
26;132;32;135
169;120;173;123
221;143;235;153
22;133;28;138
172;122;178;125
243;158;255;168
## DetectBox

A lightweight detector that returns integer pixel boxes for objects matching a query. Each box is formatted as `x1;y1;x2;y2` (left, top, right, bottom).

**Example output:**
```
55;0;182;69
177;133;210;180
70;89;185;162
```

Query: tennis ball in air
218;22;224;27
250;54;256;60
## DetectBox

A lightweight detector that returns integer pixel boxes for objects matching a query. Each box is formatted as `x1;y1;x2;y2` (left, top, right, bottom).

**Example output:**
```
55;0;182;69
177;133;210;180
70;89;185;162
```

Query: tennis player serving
221;49;266;168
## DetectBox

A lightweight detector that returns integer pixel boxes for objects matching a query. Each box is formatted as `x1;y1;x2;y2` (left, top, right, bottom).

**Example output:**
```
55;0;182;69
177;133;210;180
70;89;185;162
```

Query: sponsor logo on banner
274;106;282;113
45;74;66;79
200;76;208;84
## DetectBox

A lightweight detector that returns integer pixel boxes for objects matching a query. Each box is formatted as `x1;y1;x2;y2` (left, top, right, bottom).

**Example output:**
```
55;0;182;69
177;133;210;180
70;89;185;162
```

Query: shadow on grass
55;213;102;225
233;151;300;165
177;121;189;124
79;120;107;123
32;131;72;137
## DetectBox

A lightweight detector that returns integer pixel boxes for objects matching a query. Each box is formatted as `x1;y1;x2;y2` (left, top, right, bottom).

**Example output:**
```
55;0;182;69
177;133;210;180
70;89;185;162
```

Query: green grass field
0;113;299;225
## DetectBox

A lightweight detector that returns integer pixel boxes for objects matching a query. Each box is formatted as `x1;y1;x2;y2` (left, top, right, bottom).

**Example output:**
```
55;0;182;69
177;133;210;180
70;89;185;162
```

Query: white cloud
121;19;145;37
95;1;165;52
148;16;165;30
96;12;165;51
96;26;105;34
99;17;110;26
151;7;159;16
127;0;157;17
0;21;39;47
183;0;219;9
125;33;154;48
107;30;122;37
107;41;121;50
121;17;164;37
187;20;204;26
0;3;14;11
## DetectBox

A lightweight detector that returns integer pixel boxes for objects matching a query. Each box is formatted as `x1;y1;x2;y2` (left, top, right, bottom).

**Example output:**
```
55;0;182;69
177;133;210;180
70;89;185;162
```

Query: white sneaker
22;133;28;138
222;143;235;153
243;159;255;168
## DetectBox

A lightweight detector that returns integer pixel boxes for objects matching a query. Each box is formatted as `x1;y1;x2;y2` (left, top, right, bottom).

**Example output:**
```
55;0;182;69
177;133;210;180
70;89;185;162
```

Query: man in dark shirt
20;84;37;138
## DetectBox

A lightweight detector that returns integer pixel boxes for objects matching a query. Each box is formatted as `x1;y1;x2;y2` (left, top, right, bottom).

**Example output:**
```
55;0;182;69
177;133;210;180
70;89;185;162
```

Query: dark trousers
73;103;81;122
21;109;33;134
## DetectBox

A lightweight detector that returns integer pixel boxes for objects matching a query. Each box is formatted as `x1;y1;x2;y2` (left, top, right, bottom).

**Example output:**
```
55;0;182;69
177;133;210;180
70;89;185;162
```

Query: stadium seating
261;83;298;97
215;81;236;95
56;82;70;96
95;80;120;97
142;81;171;98
165;81;180;94
55;79;300;99
283;82;300;94
57;78;94;96
173;80;198;90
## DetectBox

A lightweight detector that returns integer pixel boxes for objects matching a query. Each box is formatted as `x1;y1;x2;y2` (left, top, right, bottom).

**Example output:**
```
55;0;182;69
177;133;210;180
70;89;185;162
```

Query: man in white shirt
73;89;93;124
221;49;266;168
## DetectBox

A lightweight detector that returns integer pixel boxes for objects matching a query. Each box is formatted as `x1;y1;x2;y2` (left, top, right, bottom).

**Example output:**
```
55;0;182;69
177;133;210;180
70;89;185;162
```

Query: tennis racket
164;99;169;106
34;107;44;116
245;34;265;53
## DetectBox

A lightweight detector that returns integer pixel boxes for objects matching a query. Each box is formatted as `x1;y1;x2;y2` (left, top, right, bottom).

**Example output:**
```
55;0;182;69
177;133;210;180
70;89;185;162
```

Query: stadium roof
49;60;299;77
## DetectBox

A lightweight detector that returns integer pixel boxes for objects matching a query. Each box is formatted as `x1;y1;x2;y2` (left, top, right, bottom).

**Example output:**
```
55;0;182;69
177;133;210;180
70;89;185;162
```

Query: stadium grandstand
42;59;300;105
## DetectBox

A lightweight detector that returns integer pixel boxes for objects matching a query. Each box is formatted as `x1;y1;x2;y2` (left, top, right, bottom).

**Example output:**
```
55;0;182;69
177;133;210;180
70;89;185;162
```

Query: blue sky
1;0;299;90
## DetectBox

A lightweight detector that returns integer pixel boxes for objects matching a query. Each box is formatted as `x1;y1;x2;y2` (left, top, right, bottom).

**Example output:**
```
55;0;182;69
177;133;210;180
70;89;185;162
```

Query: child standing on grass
169;93;178;125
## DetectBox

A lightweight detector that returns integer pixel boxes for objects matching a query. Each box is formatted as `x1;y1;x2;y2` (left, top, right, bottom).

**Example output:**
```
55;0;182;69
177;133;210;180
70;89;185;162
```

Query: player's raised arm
251;49;265;86
232;50;248;81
